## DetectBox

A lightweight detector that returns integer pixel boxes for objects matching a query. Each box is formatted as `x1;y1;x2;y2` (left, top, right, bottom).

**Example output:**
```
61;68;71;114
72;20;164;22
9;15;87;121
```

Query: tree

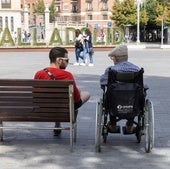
145;0;159;27
49;1;58;23
110;0;148;28
156;0;170;26
34;0;45;14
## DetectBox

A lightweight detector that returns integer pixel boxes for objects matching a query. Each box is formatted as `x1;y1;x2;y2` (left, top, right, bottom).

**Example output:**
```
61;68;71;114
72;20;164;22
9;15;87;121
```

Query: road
0;48;170;169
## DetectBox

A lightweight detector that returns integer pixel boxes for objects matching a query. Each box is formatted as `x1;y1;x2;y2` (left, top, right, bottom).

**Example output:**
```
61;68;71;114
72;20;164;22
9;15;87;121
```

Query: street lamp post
161;2;165;46
161;11;164;45
136;0;140;44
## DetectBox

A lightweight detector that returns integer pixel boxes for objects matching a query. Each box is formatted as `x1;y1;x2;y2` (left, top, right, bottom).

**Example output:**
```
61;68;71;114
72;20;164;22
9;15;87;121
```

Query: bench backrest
0;79;74;122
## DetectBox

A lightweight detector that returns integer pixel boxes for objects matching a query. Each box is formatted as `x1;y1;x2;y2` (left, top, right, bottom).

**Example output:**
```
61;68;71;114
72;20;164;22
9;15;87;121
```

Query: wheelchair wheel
144;99;154;153
0;122;3;141
95;99;103;152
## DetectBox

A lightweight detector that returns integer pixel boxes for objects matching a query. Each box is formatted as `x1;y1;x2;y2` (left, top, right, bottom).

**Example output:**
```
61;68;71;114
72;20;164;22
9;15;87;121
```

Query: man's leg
80;91;90;104
126;118;135;133
108;115;118;132
54;122;61;136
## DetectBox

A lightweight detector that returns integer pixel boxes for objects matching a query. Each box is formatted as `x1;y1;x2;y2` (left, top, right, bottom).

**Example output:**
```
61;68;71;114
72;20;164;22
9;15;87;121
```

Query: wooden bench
0;79;76;151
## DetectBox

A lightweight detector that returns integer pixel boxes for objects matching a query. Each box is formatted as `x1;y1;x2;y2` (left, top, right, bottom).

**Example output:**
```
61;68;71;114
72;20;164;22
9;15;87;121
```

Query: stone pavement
0;48;170;169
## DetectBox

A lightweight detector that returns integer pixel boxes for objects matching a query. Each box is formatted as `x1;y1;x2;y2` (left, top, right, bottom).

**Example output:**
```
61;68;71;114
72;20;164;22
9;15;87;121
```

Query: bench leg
0;122;3;141
73;122;77;142
70;125;73;152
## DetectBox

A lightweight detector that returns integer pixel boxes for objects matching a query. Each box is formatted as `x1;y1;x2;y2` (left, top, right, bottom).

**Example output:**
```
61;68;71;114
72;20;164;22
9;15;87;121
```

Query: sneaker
74;62;79;66
88;63;94;66
125;125;134;133
53;122;62;136
85;58;88;64
80;62;86;66
107;121;118;133
125;121;134;133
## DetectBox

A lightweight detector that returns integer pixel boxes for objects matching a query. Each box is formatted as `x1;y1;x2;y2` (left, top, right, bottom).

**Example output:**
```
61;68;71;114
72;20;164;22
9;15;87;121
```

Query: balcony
85;0;92;2
86;8;93;11
71;0;78;3
1;3;11;8
72;9;78;13
54;0;61;4
100;7;108;11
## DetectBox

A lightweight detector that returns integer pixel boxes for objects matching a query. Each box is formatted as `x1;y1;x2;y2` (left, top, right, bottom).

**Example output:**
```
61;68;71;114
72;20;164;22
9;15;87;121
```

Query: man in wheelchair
100;45;142;134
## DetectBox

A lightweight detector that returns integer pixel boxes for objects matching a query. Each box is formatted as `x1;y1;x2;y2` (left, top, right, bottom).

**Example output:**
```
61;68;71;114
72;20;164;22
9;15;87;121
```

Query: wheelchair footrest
108;126;121;133
122;126;136;135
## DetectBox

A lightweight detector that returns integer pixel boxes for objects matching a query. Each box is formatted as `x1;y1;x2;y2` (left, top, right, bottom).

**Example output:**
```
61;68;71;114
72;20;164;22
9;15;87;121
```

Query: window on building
64;16;68;22
72;16;79;22
103;15;108;20
5;16;8;28
56;5;60;12
87;3;93;10
63;3;69;11
72;5;78;12
87;15;92;20
0;17;2;29
1;0;11;8
102;2;108;10
56;16;61;22
11;17;14;32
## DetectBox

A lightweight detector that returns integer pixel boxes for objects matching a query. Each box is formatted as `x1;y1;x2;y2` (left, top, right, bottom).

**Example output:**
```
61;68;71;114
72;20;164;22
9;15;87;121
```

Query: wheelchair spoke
95;99;103;152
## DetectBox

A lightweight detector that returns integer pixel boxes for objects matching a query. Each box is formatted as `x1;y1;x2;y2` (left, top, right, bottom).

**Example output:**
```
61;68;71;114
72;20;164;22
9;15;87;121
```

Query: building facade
21;0;53;26
54;0;113;29
0;0;21;33
20;0;114;29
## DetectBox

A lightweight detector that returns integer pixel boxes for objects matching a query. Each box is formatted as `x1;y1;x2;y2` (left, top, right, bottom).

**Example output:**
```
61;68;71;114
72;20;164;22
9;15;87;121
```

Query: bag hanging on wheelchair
106;82;141;118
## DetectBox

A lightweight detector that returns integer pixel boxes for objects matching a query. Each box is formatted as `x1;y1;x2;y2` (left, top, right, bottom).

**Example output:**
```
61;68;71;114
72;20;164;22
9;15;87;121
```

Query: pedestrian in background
74;29;85;66
84;29;94;66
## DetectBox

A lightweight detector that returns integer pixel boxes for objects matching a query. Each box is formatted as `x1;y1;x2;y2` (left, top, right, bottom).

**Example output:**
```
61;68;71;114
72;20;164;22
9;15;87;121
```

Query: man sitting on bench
34;47;90;135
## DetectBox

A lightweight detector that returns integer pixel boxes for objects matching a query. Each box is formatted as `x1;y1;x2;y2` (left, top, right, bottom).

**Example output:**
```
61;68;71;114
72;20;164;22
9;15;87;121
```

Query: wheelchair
95;68;154;153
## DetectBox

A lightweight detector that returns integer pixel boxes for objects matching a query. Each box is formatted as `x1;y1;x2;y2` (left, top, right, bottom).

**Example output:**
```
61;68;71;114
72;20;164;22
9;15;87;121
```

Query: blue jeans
83;47;93;64
75;48;84;63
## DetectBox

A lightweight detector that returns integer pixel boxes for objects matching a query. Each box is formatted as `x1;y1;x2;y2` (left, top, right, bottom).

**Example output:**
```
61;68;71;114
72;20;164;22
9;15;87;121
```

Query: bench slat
0;79;73;86
0;117;70;122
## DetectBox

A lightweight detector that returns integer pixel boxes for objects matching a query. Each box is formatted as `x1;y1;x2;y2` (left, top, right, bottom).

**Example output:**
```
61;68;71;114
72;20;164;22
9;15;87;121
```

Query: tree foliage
34;0;45;14
110;0;170;28
156;0;170;26
110;0;148;28
145;0;158;26
110;0;136;27
49;1;58;23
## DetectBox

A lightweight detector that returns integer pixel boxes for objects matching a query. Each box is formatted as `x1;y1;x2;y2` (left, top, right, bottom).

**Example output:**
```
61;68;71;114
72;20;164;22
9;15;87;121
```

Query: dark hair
49;47;68;63
85;29;91;36
75;29;82;37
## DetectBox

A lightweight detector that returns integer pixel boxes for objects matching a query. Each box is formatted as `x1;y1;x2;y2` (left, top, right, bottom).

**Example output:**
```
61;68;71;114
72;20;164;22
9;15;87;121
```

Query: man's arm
100;67;110;86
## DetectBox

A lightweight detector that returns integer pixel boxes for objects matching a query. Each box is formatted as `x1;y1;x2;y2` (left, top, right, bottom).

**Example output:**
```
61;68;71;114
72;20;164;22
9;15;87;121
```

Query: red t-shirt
34;67;80;102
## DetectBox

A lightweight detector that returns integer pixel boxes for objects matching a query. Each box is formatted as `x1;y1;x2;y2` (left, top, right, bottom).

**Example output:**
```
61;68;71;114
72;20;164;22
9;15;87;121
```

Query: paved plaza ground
0;48;170;169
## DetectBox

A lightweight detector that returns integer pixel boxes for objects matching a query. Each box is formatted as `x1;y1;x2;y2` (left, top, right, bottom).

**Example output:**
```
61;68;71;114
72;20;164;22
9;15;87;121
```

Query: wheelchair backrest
106;68;144;117
107;68;144;85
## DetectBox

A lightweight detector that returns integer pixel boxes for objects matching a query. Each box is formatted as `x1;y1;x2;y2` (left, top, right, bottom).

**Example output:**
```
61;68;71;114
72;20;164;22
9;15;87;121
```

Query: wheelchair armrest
144;84;149;91
101;85;106;91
